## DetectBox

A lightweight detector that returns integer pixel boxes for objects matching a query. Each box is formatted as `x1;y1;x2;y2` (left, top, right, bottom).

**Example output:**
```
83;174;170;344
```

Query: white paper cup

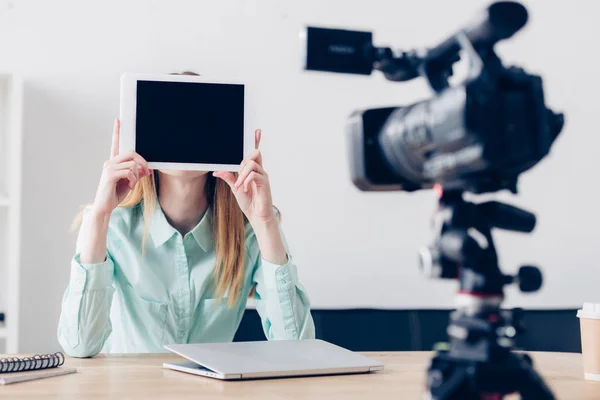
577;303;600;381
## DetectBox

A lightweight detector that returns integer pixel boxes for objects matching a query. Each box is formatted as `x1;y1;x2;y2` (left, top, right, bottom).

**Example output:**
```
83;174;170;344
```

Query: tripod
419;189;555;400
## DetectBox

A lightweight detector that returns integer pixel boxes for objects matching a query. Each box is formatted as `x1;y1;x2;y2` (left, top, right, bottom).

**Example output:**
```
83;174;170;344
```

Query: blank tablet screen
135;80;244;165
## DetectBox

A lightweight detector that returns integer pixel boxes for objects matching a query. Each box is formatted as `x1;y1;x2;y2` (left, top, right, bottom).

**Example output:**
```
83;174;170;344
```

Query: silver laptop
163;339;383;380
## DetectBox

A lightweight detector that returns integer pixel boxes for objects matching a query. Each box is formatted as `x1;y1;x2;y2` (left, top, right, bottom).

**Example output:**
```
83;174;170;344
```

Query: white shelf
0;73;23;353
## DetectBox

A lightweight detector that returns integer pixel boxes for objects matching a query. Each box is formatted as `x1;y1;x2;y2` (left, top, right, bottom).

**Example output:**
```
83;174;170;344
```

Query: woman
58;116;315;357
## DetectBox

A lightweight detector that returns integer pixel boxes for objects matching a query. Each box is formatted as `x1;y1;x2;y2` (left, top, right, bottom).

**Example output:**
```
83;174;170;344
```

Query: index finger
255;129;261;149
110;118;120;158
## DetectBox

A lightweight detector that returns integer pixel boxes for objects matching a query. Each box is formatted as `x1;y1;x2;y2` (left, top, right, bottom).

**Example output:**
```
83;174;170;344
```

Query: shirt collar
150;204;214;251
190;208;214;251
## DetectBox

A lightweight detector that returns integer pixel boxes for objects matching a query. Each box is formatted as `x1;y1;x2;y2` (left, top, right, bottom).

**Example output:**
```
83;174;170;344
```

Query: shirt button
186;236;192;241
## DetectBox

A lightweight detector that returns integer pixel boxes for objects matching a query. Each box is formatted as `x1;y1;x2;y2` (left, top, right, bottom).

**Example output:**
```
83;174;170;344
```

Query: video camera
303;1;563;195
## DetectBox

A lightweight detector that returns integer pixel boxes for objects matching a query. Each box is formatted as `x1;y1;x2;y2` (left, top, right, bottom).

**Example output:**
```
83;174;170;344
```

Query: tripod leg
513;353;555;400
426;355;479;400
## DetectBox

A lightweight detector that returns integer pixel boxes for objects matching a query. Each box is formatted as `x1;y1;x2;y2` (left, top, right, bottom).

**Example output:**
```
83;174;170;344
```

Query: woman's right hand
92;118;151;216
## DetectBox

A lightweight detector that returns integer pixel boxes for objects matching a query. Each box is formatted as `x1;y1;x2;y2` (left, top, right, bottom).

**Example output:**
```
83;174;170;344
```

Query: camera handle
420;30;485;93
374;29;505;94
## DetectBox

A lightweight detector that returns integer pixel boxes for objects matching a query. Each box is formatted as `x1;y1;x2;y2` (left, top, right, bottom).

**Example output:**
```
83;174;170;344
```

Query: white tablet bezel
119;72;254;172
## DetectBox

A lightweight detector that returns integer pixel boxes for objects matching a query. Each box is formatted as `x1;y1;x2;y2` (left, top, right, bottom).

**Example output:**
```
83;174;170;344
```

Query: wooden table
0;352;598;399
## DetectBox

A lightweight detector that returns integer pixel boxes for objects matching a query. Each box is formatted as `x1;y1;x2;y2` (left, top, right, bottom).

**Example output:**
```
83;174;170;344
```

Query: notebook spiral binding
0;352;65;373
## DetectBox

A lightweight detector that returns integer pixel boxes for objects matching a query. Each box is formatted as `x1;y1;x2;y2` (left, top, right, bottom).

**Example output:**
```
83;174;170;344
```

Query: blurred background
0;0;598;354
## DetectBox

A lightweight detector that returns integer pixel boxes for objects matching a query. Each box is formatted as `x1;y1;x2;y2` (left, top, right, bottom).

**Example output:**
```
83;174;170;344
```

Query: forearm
253;259;316;340
80;209;111;264
58;286;114;357
257;287;315;340
252;217;288;265
252;217;289;265
250;217;315;340
58;258;115;357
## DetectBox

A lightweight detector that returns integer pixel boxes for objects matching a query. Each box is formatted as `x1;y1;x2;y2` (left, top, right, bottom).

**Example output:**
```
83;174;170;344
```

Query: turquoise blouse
58;204;315;357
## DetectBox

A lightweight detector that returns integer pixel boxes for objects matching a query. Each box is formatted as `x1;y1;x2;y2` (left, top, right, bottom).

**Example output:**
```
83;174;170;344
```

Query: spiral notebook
0;352;76;385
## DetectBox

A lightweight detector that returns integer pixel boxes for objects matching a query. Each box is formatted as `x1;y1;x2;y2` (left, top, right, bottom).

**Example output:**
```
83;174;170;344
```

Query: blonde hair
119;172;246;306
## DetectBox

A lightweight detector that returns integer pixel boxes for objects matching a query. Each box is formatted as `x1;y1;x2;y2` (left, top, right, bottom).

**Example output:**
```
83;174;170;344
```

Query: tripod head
419;187;543;303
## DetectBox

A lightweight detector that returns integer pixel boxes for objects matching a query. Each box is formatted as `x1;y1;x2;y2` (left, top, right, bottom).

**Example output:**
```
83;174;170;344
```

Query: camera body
347;66;562;194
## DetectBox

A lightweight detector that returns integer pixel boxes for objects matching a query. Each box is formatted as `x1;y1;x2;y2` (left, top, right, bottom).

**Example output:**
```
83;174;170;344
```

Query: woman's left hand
213;129;275;227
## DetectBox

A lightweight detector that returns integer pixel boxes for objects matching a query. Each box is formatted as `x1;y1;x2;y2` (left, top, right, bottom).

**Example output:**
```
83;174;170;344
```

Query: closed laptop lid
165;339;383;376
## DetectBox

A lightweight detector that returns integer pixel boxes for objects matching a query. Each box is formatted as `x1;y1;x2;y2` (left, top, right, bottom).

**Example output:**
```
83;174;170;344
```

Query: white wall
0;0;598;352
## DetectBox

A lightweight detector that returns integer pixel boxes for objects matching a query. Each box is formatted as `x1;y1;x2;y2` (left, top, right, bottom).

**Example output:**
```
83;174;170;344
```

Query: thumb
213;171;237;188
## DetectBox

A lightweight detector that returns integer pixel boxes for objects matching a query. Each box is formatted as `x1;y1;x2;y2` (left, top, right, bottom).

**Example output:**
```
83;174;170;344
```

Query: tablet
119;73;254;171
